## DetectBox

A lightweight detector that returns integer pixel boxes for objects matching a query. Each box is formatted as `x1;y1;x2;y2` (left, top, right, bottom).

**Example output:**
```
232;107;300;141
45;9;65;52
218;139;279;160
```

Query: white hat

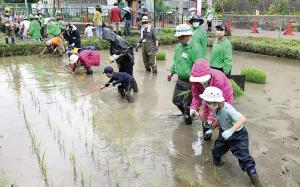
141;16;149;23
34;15;39;19
175;24;192;37
200;87;225;102
69;54;79;64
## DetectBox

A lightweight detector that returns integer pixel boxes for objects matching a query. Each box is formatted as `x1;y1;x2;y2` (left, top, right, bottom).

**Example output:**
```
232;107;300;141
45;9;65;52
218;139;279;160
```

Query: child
102;66;138;103
84;24;95;38
68;50;100;74
3;7;15;44
199;87;262;187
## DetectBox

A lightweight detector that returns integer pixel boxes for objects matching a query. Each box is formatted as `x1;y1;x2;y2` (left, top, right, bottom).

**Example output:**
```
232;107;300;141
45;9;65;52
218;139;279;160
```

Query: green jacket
39;16;45;27
171;40;203;80
29;20;41;39
209;37;233;74
192;27;207;58
47;22;61;37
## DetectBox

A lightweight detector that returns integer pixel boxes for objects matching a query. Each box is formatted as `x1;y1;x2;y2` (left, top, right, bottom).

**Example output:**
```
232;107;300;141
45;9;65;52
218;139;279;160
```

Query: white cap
45;40;52;46
175;24;192;37
69;54;79;64
199;87;225;102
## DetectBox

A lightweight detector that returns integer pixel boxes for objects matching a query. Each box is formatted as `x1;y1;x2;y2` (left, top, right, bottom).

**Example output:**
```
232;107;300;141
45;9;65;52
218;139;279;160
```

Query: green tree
4;0;38;3
268;0;288;15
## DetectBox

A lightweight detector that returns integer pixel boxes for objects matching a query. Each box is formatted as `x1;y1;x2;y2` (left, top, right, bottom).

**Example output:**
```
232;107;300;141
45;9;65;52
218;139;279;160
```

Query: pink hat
189;59;211;83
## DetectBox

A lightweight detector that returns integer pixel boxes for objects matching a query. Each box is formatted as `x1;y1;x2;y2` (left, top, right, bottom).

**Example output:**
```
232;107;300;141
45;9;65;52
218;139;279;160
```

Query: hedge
1;31;300;61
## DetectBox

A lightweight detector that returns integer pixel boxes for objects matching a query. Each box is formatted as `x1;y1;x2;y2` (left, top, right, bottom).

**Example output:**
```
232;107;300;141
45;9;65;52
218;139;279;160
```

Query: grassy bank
1;30;300;60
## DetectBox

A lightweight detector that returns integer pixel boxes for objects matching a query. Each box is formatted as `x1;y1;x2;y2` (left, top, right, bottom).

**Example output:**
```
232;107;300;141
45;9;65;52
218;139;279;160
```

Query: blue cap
103;66;114;74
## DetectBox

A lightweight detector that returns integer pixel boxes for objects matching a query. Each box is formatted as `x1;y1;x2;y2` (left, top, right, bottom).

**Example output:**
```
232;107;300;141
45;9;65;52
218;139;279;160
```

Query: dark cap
216;24;226;31
103;66;114;74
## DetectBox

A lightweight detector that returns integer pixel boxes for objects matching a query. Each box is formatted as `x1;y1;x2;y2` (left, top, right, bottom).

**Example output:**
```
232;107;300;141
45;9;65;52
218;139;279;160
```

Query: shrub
240;68;267;84
230;79;244;100
156;51;166;60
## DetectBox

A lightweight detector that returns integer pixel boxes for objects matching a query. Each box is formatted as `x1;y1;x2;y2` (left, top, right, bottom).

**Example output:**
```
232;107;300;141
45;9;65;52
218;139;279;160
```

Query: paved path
231;29;300;40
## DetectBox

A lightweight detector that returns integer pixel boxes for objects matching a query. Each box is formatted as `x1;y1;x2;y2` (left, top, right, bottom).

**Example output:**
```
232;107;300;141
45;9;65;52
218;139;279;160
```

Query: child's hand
100;85;106;90
222;129;233;140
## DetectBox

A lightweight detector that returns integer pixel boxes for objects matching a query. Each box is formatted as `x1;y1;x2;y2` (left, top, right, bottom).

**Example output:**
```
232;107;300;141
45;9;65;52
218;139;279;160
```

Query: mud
0;46;299;187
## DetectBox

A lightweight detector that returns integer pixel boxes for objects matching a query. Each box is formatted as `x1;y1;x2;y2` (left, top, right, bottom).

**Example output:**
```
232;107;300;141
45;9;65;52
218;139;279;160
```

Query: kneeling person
41;37;65;56
68;50;100;74
102;66;138;103
199;87;262;187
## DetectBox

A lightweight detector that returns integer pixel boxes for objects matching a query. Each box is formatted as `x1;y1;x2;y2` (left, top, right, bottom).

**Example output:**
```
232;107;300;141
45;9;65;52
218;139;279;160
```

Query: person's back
85;26;94;38
29;20;41;39
192;27;207;58
47;21;60;37
110;5;121;23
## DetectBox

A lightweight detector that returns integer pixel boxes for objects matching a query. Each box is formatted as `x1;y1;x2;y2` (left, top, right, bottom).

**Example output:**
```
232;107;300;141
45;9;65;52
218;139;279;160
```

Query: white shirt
207;14;213;21
85;26;95;38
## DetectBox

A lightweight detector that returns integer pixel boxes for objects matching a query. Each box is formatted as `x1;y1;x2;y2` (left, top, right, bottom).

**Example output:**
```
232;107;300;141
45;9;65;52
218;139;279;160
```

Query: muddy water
0;46;299;187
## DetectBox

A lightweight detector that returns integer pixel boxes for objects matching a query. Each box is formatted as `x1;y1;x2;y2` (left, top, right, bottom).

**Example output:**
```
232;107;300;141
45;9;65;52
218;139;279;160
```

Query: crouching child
199;86;262;187
102;66;138;103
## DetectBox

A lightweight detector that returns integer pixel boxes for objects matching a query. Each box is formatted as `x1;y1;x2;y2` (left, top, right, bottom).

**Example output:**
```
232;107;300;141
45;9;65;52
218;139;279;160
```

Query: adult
40;37;65;56
46;18;61;37
29;15;41;42
3;7;15;44
102;27;135;76
63;22;81;48
136;16;158;74
209;24;233;75
68;50;100;74
93;5;103;39
121;7;132;36
109;2;122;34
189;15;207;59
189;60;233;140
141;4;148;15
21;16;30;40
167;24;204;125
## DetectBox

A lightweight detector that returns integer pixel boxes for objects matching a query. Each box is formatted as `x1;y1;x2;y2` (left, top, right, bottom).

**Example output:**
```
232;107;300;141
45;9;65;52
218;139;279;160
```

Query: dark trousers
172;78;192;115
210;66;231;77
207;21;212;31
212;127;256;172
118;58;133;76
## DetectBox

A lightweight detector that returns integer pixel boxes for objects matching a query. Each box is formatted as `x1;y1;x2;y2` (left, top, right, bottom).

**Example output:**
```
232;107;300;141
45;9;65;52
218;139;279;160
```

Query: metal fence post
154;11;156;28
182;13;183;24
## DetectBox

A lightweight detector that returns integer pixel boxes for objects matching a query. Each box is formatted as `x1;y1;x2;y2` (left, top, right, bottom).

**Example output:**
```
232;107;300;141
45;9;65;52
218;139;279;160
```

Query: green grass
241;68;267;84
156;51;166;60
230;79;244;100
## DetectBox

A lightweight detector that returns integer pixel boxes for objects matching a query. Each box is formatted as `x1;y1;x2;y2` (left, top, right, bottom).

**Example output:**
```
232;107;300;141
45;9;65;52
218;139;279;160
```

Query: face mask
201;81;208;88
207;103;218;110
216;30;225;37
192;22;200;28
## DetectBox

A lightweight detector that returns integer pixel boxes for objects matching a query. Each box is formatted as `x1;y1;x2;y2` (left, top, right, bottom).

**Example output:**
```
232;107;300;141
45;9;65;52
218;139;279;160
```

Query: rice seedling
80;170;85;187
88;176;92;187
156;51;166;61
230;79;244;101
178;90;191;99
70;151;77;180
241;68;267;84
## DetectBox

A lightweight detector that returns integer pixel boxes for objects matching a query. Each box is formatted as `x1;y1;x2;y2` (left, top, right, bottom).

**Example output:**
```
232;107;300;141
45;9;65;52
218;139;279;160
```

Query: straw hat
141;16;149;23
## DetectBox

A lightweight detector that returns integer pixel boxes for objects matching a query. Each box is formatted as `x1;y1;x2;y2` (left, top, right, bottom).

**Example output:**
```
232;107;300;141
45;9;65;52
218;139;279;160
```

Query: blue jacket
63;25;81;48
108;72;134;86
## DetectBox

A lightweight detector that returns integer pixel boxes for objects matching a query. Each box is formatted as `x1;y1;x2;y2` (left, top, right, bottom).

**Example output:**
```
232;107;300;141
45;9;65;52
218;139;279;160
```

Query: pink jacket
109;7;121;23
190;69;233;123
79;50;100;68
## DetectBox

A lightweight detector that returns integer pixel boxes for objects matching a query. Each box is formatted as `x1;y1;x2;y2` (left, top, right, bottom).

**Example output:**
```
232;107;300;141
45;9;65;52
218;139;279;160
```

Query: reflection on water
0;47;300;186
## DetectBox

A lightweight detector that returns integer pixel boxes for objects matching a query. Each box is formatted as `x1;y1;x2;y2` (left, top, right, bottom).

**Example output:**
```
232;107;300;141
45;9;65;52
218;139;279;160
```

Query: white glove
109;54;120;63
205;129;213;136
190;109;199;118
222;129;233;140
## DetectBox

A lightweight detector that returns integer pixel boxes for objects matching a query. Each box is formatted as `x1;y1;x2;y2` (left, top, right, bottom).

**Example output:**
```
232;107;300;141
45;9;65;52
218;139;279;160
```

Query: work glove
205;129;213;136
190;109;199;119
222;129;233;140
105;83;110;87
109;54;120;63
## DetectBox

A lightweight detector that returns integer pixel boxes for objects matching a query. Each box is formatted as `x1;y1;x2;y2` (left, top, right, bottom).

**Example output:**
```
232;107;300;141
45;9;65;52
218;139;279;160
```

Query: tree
4;0;38;3
248;0;259;14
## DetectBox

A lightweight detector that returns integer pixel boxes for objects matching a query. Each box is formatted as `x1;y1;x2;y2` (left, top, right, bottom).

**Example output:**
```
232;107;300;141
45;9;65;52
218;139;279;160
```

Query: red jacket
79;50;101;68
109;6;121;23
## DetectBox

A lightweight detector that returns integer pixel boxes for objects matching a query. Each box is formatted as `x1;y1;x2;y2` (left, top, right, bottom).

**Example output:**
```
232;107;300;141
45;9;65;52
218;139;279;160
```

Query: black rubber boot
5;38;9;44
247;173;262;187
132;79;138;93
184;115;192;125
86;68;93;74
118;86;125;97
11;37;15;45
213;159;222;166
126;95;133;103
202;122;212;141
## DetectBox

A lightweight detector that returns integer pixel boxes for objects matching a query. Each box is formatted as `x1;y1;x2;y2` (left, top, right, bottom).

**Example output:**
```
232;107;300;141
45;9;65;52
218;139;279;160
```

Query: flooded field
0;46;299;187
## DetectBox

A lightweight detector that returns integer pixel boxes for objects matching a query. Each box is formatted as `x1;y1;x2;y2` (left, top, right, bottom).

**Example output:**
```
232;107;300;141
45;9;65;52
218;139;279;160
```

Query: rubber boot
86;68;93;75
11;37;15;45
118;86;125;97
152;65;157;75
126;95;133;103
184;114;192;125
247;172;262;187
5;37;9;44
132;79;138;93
